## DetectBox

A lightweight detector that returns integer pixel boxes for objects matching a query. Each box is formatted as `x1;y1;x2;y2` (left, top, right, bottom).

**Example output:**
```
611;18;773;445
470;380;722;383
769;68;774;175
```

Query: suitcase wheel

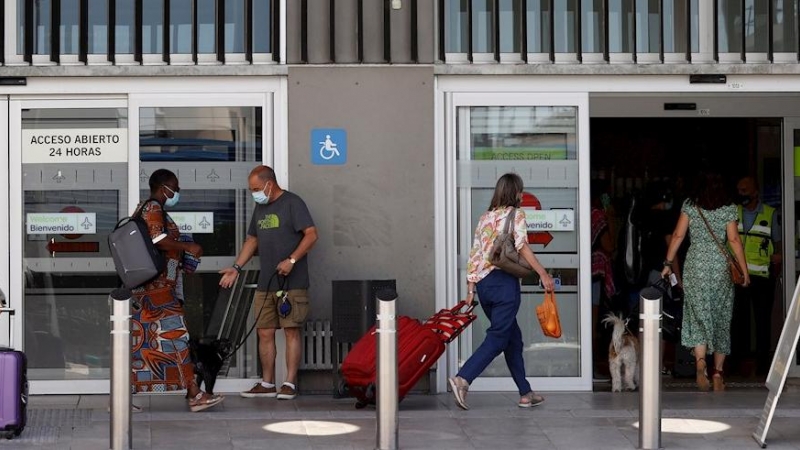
354;400;368;409
14;428;22;437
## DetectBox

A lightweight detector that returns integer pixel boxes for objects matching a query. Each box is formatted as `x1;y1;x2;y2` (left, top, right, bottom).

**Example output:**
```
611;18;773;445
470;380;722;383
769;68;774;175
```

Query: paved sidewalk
3;388;800;449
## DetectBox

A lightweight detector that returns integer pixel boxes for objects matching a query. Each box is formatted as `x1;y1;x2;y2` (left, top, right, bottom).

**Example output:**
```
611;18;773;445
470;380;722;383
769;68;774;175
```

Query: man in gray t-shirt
220;165;318;400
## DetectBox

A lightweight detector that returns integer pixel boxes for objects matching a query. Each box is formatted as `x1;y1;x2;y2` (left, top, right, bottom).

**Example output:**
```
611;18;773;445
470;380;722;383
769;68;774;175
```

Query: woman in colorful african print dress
661;170;749;392
131;169;224;412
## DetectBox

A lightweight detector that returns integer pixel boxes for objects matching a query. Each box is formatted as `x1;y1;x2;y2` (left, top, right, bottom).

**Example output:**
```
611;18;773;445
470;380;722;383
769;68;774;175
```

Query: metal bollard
110;288;133;450
375;289;398;450
639;287;663;450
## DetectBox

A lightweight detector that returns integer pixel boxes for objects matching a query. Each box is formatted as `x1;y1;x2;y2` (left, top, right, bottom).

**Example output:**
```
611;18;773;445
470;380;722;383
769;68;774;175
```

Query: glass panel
457;105;581;380
691;0;699;52
198;0;215;53
554;0;577;53
116;0;135;54
773;0;798;53
61;0;79;54
225;0;246;53
745;0;769;52
636;0;661;52
718;0;743;53
663;0;690;53
526;0;551;53
609;0;634;53
32;0;53;55
88;0;109;54
139;107;262;162
22;107;129;380
139;106;263;380
143;0;164;54
468;106;578;161
170;0;192;53
472;0;493;53
253;0;272;53
445;0;468;53
499;0;522;53
582;0;605;53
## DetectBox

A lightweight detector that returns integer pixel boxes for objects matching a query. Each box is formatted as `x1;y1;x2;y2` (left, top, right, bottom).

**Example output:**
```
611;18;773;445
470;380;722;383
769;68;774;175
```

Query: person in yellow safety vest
732;176;782;376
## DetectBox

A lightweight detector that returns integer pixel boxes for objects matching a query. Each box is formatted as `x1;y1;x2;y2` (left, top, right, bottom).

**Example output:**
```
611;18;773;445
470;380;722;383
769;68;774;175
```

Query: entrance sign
26;213;97;235
22;128;128;164
311;128;347;165
169;212;215;234
753;274;800;448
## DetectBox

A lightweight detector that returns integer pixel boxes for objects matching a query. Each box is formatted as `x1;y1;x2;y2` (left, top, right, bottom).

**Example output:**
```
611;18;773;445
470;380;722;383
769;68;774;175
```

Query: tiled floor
3;388;800;449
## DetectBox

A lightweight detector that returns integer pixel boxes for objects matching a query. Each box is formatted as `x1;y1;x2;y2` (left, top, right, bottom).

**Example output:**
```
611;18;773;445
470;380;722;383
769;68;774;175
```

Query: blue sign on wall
311;128;347;165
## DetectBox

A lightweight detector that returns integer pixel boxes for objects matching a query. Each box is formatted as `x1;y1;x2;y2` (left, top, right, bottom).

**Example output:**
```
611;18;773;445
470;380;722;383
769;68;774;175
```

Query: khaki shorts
253;289;310;329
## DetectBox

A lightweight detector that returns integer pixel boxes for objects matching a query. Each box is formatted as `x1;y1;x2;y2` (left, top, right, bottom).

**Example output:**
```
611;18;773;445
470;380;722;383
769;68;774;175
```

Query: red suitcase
340;300;476;408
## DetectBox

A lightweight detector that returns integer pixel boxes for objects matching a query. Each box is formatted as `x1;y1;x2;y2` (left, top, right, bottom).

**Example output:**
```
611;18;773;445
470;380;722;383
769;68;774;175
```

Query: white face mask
252;182;272;205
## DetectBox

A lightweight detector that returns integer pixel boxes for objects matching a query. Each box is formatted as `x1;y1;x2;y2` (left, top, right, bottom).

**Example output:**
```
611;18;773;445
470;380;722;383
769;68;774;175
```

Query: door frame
0;96;9;349
783;117;800;378
9;96;129;394
439;91;592;392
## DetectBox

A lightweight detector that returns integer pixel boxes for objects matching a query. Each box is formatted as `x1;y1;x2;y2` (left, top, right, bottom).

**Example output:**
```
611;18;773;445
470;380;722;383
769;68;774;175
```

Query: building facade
0;1;798;395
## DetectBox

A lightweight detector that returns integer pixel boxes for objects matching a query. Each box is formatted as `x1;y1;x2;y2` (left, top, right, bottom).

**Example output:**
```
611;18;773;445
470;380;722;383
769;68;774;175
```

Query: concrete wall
287;66;435;322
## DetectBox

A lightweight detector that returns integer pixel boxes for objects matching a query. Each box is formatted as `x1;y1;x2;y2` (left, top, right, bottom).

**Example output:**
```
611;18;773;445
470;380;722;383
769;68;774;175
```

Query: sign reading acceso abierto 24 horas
22;129;128;164
26;213;97;235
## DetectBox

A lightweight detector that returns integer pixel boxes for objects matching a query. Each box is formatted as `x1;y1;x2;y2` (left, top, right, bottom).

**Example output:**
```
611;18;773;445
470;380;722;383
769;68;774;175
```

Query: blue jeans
457;269;532;395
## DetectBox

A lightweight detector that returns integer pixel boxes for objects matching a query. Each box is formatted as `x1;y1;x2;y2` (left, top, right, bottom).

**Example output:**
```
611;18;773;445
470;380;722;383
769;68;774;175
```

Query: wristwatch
288;257;296;264
232;263;242;274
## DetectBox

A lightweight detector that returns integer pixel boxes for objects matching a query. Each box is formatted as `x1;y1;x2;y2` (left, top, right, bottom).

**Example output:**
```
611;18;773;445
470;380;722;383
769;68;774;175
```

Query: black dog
188;338;232;395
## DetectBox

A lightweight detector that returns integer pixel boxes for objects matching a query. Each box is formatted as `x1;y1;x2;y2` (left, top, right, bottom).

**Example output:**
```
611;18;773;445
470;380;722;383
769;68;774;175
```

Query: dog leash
227;270;286;357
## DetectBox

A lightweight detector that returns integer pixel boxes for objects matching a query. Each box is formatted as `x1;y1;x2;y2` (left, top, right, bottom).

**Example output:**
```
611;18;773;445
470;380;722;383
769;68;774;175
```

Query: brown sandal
188;392;224;412
696;359;709;391
712;370;725;392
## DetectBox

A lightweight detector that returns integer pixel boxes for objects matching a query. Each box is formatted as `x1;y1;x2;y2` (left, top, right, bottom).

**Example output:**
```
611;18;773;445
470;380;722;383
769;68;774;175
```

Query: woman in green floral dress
661;170;749;392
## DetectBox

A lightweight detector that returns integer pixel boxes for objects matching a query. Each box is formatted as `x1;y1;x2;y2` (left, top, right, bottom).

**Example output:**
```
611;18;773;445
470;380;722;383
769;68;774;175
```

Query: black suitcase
673;344;696;378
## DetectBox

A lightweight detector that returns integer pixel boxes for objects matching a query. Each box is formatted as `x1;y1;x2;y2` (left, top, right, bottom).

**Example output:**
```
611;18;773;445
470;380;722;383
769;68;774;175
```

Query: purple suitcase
0;348;27;440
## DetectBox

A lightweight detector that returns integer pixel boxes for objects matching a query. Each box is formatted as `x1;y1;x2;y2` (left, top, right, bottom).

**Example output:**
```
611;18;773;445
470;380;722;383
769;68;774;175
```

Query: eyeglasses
162;185;181;193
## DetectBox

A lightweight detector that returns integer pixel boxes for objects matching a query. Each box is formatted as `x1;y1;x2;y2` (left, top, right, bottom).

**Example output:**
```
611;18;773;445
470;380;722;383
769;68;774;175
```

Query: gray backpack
108;200;166;289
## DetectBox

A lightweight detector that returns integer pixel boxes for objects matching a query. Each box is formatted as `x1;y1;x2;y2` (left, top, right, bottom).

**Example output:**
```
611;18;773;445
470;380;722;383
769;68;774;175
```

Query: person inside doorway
732;175;781;376
220;165;318;400
662;168;750;391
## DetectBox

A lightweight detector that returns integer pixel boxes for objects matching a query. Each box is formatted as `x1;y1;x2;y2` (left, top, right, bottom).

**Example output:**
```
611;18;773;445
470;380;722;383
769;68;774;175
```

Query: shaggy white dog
602;312;640;392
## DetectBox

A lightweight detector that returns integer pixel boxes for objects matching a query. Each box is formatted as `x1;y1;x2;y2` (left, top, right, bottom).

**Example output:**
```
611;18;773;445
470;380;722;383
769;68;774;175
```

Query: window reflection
116;0;135;54
718;0;743;53
472;0;493;53
527;0;551;54
745;0;769;53
609;0;634;53
139;107;262;162
773;0;798;53
61;0;79;54
582;0;605;53
636;0;661;53
554;0;578;53
469;106;577;161
89;0;109;54
499;0;522;53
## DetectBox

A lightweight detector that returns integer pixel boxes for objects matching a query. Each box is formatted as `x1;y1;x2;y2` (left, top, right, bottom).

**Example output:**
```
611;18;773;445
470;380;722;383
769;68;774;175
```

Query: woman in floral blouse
449;173;554;410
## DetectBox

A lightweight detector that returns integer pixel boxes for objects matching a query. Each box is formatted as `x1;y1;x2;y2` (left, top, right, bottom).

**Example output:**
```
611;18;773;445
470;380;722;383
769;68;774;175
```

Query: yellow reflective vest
737;203;775;278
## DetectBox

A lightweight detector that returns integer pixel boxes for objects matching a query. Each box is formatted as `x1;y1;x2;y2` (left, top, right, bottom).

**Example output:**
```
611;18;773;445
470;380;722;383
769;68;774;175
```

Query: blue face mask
163;185;180;208
252;182;272;205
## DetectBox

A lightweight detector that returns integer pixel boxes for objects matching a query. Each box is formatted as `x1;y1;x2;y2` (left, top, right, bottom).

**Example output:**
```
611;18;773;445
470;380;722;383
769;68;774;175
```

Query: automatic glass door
17;104;129;381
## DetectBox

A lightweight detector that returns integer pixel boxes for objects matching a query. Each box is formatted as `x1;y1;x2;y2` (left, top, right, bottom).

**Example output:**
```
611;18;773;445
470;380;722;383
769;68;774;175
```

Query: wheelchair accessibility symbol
311;128;347;165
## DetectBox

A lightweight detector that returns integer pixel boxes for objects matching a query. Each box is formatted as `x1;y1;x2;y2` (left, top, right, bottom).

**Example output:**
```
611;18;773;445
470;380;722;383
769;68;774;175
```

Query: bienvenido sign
26;213;97;235
22;129;127;164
